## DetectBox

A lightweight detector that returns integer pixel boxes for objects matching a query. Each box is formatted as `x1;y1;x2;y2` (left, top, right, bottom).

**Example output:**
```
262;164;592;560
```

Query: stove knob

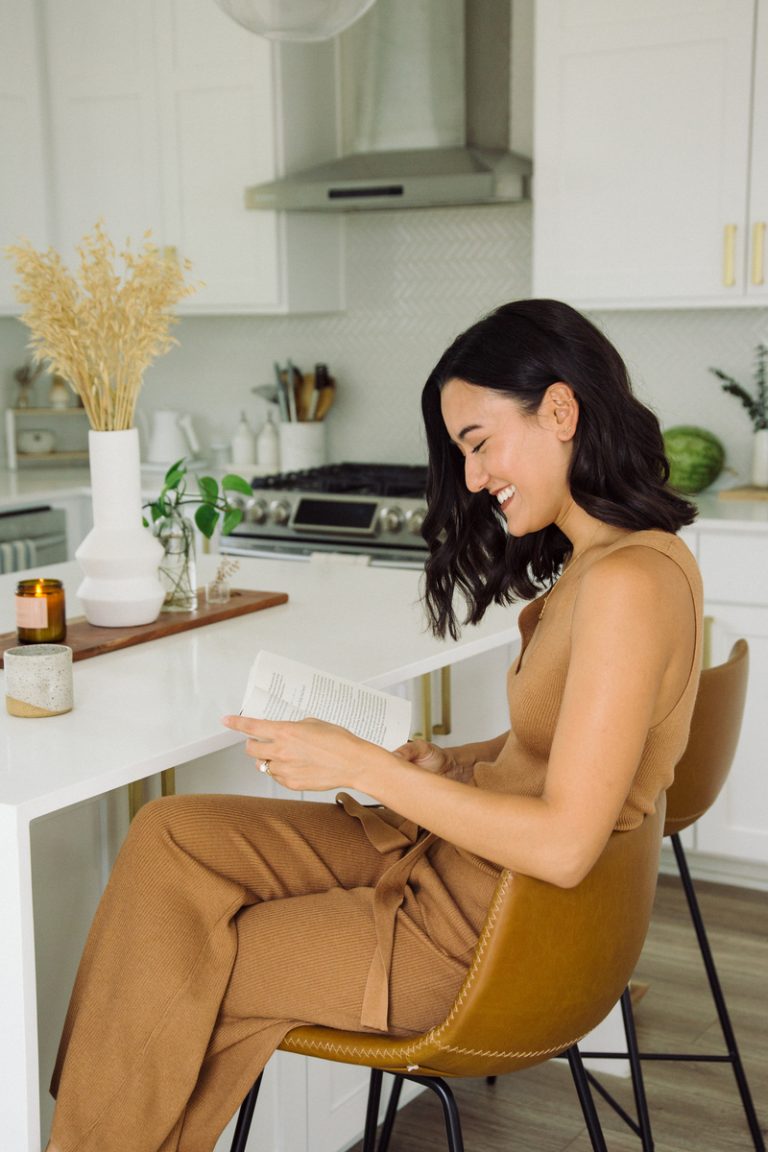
247;498;268;525
269;499;292;526
378;506;404;534
405;507;426;535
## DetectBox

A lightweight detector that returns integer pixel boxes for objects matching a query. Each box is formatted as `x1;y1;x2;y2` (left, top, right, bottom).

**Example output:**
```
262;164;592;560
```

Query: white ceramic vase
76;428;165;626
751;428;768;488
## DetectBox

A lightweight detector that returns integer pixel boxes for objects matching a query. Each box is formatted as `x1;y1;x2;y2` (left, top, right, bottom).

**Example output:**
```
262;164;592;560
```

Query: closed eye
471;439;487;454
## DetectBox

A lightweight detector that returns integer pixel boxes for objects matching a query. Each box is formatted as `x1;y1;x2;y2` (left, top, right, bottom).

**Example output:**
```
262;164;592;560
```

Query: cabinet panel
697;530;768;604
159;0;281;310
695;605;768;863
533;0;756;305
43;0;164;260
747;0;768;298
0;0;49;309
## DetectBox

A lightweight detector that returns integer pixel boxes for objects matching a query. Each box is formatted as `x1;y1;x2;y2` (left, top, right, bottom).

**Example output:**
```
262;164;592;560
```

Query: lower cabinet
682;524;768;876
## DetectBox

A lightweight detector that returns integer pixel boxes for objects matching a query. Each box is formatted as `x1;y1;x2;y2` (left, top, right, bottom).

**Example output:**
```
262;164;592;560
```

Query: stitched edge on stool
281;872;585;1064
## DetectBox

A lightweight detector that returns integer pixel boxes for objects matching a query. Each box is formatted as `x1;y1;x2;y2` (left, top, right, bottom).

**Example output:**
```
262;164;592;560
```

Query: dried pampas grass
6;222;199;431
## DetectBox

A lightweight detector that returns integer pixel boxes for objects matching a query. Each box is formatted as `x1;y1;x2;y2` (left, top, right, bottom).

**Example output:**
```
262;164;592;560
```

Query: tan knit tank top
473;530;704;830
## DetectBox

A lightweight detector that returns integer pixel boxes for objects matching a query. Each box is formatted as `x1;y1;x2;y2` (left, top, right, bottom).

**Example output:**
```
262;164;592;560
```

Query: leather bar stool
582;638;764;1151
230;798;666;1152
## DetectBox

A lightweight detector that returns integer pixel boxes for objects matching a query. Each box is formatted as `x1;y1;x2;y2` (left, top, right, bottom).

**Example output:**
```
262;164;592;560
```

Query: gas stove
220;462;429;568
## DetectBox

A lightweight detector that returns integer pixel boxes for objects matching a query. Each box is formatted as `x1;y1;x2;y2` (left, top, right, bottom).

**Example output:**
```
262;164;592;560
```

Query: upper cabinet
533;0;768;308
0;0;50;310
2;0;343;316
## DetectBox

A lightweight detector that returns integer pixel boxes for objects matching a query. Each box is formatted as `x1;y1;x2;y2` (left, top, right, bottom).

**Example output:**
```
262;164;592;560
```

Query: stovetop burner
251;461;428;499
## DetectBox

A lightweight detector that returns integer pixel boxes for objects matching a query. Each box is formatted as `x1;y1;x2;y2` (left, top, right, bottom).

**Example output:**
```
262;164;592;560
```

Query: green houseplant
710;343;768;488
144;459;252;611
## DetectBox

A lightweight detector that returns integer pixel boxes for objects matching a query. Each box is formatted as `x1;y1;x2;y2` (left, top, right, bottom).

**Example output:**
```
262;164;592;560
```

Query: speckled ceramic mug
4;644;74;717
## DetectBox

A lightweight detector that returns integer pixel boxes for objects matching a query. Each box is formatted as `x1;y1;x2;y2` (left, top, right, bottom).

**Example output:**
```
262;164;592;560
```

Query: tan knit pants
48;793;495;1152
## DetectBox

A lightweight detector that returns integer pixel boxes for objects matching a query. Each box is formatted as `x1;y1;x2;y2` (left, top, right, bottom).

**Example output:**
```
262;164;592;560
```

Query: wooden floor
348;875;767;1152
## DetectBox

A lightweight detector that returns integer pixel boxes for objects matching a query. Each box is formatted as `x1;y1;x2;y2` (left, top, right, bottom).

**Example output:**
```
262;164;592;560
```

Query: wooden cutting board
0;588;288;666
718;486;768;501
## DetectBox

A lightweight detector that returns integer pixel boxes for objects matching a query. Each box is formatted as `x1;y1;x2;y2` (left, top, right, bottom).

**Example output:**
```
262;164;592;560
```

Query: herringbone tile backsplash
2;202;766;480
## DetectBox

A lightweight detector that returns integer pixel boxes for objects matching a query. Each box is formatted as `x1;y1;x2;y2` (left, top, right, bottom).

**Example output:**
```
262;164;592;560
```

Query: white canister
231;413;256;467
278;422;326;473
4;643;74;717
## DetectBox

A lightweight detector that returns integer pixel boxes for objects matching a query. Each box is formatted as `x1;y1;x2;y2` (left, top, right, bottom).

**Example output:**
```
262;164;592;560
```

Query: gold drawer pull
432;665;452;736
723;224;737;287
751;221;766;285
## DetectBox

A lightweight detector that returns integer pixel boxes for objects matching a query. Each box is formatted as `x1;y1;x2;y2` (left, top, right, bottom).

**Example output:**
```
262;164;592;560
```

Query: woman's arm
223;547;695;887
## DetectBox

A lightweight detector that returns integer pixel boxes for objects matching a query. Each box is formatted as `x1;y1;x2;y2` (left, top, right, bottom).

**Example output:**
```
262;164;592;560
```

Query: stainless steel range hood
245;0;532;212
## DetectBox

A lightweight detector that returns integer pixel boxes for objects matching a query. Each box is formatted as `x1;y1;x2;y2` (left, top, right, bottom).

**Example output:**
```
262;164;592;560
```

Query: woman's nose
464;453;489;493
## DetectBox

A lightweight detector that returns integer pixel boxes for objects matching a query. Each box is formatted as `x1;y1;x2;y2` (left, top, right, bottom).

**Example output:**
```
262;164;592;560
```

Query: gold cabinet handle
415;668;452;741
416;672;433;742
723;224;737;287
432;665;452;736
751;221;766;285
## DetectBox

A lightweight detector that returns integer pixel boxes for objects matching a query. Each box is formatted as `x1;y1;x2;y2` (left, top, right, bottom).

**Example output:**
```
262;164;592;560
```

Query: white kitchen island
0;553;521;1152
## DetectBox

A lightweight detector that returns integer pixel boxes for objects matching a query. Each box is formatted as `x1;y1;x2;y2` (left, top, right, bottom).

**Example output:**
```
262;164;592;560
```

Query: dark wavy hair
421;298;696;639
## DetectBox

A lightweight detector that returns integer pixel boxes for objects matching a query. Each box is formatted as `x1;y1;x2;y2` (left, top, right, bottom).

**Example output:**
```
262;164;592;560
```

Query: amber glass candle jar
15;578;67;643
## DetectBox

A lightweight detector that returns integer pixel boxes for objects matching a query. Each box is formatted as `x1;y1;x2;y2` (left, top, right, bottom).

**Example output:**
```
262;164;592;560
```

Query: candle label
16;595;48;628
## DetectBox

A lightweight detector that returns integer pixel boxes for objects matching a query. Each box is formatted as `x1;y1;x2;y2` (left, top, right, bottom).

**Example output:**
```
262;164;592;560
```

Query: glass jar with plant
710;343;768;487
144;460;252;611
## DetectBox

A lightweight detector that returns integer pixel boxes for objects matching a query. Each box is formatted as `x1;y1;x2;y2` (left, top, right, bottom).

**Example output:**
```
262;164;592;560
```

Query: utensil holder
278;422;326;473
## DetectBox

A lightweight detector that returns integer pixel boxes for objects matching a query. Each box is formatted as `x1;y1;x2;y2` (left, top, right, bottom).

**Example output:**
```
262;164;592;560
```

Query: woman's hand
221;713;385;792
395;739;473;782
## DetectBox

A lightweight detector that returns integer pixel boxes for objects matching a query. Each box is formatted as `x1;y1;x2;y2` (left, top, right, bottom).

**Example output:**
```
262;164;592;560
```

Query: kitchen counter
0;465;91;509
0;552;521;1151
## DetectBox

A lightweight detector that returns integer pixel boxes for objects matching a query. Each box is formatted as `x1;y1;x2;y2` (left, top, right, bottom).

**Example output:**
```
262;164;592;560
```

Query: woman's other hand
395;739;473;782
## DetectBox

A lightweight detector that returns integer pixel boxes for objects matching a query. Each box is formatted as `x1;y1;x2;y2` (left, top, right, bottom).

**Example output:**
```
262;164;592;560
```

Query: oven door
219;534;426;570
0;506;68;573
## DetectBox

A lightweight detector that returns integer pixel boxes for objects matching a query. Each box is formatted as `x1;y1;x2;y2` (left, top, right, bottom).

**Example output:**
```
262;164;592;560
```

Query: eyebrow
456;422;483;441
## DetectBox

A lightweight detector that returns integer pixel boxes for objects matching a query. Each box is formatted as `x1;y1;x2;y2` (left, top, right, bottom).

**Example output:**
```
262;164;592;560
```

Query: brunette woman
47;299;701;1152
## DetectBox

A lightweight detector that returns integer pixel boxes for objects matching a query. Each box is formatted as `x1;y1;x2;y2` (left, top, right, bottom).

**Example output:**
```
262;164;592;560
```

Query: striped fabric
0;538;38;574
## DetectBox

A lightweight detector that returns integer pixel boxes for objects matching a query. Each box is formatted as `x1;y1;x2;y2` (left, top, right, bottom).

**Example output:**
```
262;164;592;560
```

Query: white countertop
0;554;520;821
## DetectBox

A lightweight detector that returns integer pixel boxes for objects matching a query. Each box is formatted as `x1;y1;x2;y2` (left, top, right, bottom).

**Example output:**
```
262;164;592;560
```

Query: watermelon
663;426;725;493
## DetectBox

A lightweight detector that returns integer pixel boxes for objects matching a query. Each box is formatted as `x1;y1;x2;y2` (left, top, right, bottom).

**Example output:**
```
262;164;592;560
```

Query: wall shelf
5;407;90;470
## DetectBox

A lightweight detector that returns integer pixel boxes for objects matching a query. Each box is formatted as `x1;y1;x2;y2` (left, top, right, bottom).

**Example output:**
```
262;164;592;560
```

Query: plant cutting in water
144;460;252;610
144;458;252;537
710;343;768;431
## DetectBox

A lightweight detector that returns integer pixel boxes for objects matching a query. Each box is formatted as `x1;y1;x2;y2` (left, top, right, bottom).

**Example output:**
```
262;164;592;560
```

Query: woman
47;299;702;1152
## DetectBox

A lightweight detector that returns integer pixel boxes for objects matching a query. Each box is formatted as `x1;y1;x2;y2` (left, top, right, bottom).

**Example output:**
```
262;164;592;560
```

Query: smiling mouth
495;484;517;510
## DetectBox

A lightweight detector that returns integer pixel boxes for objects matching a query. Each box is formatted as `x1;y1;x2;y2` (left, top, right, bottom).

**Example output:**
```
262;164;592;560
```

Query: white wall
2;201;766;482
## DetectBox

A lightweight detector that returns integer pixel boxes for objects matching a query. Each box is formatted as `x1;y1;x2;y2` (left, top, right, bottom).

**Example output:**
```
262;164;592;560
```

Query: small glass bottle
16;578;67;643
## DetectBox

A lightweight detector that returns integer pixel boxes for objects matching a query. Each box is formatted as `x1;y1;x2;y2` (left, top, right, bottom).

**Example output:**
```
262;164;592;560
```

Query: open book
241;651;412;750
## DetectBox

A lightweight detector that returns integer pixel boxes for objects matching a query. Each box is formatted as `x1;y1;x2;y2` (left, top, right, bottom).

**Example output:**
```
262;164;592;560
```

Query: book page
241;650;412;750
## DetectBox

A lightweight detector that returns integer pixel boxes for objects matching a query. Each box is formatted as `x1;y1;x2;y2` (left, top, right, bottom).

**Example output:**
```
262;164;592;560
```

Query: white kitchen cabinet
40;0;342;314
0;0;50;310
688;528;768;865
533;0;768;307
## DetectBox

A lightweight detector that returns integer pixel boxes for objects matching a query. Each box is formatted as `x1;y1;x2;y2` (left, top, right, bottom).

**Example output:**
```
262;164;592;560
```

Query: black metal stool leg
567;1045;608;1152
620;985;655;1151
229;1073;263;1152
376;1073;404;1152
363;1068;385;1152
418;1076;465;1152
672;833;766;1152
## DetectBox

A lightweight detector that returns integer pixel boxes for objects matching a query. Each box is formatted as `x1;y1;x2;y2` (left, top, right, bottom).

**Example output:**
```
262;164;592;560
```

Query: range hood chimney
245;0;532;212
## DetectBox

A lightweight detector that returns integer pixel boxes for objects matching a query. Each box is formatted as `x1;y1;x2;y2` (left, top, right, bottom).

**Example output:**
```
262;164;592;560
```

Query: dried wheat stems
6;221;198;431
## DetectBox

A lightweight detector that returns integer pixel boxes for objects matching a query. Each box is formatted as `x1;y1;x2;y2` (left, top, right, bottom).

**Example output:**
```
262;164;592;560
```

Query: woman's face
439;377;576;537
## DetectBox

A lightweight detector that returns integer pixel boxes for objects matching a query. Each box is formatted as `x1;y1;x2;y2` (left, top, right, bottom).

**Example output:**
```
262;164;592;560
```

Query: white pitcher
143;410;201;465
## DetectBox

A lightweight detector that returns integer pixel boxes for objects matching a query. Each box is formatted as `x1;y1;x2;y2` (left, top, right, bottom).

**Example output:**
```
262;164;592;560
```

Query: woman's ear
542;382;579;442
